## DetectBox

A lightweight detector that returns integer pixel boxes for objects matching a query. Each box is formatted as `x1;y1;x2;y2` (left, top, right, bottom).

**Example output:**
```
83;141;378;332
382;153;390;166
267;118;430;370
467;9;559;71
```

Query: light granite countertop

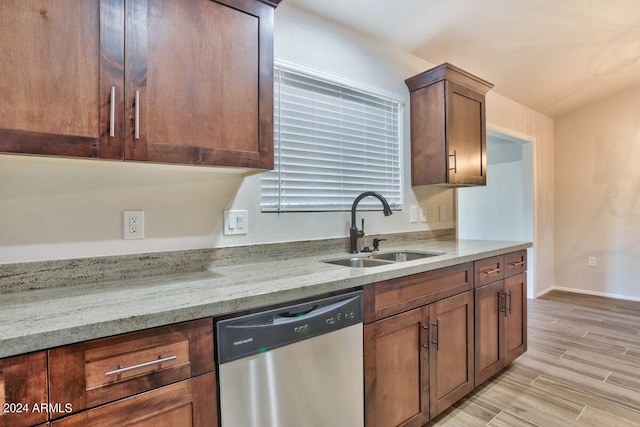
0;238;531;358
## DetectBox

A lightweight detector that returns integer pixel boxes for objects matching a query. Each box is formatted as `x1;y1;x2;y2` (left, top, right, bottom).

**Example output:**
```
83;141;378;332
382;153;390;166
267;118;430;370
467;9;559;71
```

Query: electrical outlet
588;256;597;267
123;211;144;239
224;210;248;235
409;206;418;223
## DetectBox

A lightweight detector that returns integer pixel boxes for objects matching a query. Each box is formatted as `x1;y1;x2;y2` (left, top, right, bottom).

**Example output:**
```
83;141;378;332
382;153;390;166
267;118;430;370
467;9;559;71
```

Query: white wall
555;85;640;300
485;93;555;296
458;136;535;296
0;3;554;277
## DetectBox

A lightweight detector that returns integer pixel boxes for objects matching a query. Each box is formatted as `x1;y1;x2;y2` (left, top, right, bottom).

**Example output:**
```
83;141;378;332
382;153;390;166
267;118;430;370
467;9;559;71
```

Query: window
260;63;403;212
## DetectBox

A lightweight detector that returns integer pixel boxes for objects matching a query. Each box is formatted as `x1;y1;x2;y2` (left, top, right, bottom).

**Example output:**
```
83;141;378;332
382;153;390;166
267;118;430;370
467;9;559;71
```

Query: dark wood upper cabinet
0;0;278;169
405;63;493;186
0;0;122;160
126;0;276;168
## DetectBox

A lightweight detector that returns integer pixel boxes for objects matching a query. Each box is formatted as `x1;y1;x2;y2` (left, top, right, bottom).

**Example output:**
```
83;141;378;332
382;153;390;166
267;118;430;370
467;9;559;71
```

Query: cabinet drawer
49;318;214;417
51;373;216;427
0;352;48;427
504;250;527;278
474;255;505;288
364;262;473;323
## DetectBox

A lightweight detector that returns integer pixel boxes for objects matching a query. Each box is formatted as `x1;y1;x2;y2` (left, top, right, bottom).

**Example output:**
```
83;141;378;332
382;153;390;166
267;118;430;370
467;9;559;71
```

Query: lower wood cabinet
364;307;429;427
0;352;48;427
364;250;527;427
504;273;527;364
50;373;216;427
48;318;214;417
475;272;527;386
364;290;474;426
428;291;474;418
48;318;216;426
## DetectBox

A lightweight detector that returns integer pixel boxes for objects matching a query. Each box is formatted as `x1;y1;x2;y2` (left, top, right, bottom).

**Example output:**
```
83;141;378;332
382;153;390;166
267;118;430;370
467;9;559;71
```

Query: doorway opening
457;130;535;297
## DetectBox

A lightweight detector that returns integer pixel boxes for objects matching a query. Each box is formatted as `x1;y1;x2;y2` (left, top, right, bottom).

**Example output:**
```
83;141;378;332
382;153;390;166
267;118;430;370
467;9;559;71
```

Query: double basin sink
325;251;445;268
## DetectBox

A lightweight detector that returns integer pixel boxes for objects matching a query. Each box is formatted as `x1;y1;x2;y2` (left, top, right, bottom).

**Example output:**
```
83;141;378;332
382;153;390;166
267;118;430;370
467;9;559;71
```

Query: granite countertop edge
0;239;532;358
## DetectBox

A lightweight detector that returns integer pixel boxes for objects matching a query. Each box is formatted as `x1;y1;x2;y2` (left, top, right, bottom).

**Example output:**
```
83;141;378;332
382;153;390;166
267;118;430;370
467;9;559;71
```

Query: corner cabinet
405;63;493;186
0;0;279;169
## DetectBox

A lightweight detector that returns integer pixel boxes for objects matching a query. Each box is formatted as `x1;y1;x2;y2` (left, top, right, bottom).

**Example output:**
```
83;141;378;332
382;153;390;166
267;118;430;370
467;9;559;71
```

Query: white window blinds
261;65;403;212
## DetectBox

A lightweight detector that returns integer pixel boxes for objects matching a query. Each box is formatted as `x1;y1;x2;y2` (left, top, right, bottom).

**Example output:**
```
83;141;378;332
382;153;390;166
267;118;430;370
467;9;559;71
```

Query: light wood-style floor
426;290;640;426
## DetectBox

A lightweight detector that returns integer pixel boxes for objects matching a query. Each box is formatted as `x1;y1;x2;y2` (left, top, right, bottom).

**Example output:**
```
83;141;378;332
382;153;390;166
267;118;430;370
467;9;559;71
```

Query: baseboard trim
536;286;640;302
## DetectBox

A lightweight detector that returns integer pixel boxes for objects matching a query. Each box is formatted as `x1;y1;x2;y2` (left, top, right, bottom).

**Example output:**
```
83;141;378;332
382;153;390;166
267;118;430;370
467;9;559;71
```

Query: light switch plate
409;206;418;223
224;210;248;235
419;207;427;223
439;206;446;222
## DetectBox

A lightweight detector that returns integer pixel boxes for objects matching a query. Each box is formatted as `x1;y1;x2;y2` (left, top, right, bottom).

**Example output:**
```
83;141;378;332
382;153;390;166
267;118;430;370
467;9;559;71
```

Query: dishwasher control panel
217;291;363;364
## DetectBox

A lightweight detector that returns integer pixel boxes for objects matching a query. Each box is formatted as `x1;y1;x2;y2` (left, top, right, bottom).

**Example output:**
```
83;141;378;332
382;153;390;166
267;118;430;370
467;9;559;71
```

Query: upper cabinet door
125;0;275;169
405;63;492;187
446;81;486;186
0;0;125;160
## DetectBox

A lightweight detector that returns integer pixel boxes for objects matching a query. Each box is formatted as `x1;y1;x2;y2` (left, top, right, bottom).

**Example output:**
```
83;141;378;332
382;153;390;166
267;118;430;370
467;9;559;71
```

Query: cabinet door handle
499;292;507;313
105;355;177;377
508;290;513;314
109;86;116;137
510;260;525;267
430;318;440;351
135;90;140;140
448;150;457;173
422;323;430;349
484;267;501;276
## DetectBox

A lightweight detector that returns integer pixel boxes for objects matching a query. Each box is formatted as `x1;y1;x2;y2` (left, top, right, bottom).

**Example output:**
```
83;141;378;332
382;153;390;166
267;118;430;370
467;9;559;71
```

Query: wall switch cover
439;206;446;222
224;210;248;235
409;206;418;223
419;207;427;223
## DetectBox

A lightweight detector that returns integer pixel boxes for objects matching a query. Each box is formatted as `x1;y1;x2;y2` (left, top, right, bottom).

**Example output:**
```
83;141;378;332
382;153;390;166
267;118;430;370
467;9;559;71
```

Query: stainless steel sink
368;251;445;262
325;257;394;268
325;251;445;268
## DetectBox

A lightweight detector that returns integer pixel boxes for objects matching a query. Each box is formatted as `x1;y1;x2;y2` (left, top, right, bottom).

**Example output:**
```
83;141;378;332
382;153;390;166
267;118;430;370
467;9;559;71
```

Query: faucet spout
350;191;393;254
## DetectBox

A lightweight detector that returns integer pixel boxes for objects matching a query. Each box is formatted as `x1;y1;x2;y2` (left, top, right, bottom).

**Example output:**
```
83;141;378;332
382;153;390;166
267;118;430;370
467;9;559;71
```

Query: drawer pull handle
105;355;177;377
510;261;525;267
484;267;501;276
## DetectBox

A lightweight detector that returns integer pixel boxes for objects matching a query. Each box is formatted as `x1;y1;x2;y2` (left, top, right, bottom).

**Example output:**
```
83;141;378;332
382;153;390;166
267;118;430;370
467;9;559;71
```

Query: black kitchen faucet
349;191;392;254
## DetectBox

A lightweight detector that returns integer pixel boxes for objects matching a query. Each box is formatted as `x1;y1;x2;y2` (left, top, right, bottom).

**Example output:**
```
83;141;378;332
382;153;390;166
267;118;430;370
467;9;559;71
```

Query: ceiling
285;0;640;117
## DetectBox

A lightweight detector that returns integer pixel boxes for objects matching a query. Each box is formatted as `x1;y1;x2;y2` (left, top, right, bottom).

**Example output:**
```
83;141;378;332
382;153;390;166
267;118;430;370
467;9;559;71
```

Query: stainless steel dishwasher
216;291;363;427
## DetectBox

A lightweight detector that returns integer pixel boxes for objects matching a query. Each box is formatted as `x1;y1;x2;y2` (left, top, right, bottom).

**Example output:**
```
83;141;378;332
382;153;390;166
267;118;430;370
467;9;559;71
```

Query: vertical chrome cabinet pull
104;355;177;377
109;86;116;137
135;90;140;139
430;318;440;351
422;323;430;349
449;150;457;173
499;292;507;313
508;290;513;314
